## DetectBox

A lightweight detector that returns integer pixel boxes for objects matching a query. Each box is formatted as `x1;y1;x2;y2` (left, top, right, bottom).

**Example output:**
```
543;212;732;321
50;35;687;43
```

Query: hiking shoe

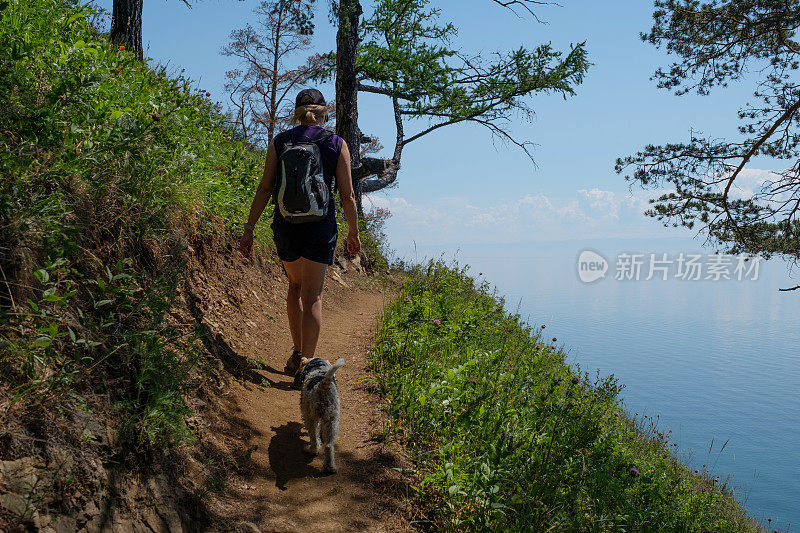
291;368;304;391
284;349;302;375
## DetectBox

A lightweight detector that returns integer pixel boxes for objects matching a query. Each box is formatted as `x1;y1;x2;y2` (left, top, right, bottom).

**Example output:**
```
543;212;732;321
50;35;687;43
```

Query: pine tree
617;0;800;285
332;0;590;211
110;0;244;61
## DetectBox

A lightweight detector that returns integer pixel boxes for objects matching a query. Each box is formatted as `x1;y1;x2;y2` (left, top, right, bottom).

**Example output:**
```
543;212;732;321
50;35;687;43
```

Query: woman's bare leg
281;257;327;359
282;259;303;352
299;258;328;358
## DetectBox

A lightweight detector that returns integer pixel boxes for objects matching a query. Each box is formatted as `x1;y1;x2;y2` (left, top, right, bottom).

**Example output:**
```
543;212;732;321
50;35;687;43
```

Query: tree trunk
110;0;144;61
335;0;364;213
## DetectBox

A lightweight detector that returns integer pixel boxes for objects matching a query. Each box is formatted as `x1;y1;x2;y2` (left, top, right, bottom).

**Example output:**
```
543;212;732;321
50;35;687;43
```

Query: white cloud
576;187;642;219
364;186;676;247
726;168;782;200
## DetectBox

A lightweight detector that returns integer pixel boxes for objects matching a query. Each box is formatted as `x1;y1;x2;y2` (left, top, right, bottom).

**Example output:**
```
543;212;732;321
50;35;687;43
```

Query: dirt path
188;252;411;532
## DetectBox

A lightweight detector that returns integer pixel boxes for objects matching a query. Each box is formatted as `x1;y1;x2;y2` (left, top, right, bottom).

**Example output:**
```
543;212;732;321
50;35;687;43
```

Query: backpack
275;128;334;224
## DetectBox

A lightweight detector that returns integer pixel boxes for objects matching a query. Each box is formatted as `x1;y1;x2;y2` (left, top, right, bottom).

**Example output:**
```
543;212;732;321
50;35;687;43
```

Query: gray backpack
275;129;334;224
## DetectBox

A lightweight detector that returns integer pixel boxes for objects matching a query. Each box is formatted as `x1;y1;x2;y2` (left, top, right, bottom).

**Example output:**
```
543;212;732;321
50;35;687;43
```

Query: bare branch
489;0;559;22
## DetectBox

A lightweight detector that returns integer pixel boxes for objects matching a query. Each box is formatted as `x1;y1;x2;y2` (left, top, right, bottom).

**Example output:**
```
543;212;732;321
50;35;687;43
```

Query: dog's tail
322;358;345;386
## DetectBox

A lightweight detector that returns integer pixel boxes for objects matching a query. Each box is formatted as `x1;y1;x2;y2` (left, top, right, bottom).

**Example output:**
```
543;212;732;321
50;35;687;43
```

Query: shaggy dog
293;357;345;473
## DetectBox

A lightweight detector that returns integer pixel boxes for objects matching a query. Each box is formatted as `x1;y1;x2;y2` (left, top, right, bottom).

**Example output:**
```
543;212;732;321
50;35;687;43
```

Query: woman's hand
346;228;361;257
239;230;254;258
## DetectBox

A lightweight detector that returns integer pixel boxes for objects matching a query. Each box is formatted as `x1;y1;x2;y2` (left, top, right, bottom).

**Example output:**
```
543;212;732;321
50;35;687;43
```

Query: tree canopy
616;0;800;284
342;0;590;195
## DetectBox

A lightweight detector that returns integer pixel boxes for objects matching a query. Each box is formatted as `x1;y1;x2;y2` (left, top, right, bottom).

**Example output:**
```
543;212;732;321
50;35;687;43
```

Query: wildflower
552;337;557;342
541;324;546;329
662;454;668;459
206;91;211;96
433;318;441;326
119;45;125;50
614;411;619;417
593;392;598;397
571;376;580;384
404;296;411;303
628;467;639;477
702;530;712;533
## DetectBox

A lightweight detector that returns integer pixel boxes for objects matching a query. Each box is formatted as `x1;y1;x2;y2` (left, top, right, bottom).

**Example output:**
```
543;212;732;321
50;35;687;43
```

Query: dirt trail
186;248;411;532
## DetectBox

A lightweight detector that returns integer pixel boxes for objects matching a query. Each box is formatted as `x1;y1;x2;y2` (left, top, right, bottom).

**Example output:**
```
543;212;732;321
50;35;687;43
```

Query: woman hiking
239;88;361;375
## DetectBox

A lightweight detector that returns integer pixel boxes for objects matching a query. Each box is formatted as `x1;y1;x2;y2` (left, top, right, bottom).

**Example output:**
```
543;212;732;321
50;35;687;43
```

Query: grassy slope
0;0;271;448
371;261;763;532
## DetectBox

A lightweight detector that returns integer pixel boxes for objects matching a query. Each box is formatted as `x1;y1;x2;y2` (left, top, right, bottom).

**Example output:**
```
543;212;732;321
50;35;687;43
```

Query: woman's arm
239;142;278;257
335;140;361;257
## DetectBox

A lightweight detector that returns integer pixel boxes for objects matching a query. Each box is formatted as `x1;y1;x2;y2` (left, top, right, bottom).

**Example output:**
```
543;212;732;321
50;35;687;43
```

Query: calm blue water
396;239;799;530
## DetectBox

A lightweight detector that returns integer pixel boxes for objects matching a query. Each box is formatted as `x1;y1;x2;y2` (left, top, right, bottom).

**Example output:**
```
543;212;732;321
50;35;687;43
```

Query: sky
89;0;787;252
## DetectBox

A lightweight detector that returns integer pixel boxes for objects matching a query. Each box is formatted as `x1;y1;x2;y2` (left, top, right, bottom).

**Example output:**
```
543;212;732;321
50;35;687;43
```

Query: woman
239;88;361;375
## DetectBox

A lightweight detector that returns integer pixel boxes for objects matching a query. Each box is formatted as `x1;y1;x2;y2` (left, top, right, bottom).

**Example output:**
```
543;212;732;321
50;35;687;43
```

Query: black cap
295;88;326;108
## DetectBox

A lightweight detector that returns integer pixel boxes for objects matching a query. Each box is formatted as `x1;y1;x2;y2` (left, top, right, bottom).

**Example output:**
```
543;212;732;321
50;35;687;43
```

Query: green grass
371;260;763;532
0;0;268;447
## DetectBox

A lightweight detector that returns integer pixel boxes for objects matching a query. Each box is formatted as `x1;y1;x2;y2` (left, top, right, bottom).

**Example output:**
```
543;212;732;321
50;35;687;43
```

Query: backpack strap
311;129;336;193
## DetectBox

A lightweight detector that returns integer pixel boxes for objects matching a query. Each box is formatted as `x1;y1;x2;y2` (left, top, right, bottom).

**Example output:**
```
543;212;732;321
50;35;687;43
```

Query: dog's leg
321;418;338;473
304;418;321;455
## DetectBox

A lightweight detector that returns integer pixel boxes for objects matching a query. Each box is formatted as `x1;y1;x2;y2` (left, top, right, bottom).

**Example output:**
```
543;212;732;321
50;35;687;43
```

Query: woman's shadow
268;421;317;490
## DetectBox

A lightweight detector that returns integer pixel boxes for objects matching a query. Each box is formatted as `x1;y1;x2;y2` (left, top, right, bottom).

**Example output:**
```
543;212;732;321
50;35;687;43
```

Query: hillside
0;1;770;532
1;1;404;530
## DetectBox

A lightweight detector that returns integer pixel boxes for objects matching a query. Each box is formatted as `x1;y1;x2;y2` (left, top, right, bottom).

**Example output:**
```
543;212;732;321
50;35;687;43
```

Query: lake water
395;238;799;530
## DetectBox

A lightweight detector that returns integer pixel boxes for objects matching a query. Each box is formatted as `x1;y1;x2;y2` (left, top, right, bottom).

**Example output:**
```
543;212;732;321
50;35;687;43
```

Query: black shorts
272;221;337;266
